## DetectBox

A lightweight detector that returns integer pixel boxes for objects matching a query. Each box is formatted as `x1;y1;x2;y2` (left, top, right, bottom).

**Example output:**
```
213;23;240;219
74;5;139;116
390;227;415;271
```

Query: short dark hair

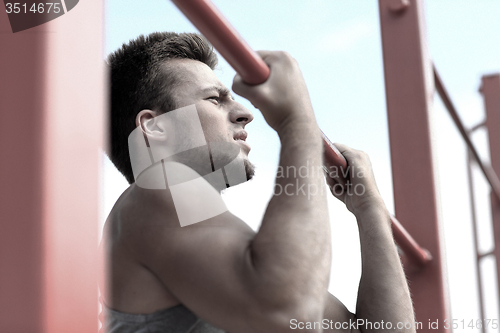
107;32;218;184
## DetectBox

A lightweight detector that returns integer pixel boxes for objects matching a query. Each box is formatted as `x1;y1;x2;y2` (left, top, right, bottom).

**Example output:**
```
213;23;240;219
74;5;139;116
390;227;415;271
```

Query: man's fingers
324;166;347;188
256;50;298;68
332;142;358;168
332;142;350;154
255;50;277;63
232;74;253;97
232;74;262;110
324;170;348;203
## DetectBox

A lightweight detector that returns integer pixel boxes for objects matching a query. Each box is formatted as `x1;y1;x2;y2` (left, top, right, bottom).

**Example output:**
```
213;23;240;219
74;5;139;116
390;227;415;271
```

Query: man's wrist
276;113;321;145
354;197;391;228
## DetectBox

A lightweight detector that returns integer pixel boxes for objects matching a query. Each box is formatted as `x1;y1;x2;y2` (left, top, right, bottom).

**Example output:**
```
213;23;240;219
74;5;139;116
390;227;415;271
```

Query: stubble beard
244;158;255;181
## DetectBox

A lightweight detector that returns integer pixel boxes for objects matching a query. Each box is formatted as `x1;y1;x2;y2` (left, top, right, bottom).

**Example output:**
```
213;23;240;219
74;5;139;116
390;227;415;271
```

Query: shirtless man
100;32;415;333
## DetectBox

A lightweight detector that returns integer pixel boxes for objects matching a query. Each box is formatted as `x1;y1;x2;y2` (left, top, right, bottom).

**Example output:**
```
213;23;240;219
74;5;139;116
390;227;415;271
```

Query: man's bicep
137;211;267;330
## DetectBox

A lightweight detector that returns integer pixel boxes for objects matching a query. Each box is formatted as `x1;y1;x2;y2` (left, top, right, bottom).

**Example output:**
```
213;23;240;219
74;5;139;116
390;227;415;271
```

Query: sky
103;0;500;329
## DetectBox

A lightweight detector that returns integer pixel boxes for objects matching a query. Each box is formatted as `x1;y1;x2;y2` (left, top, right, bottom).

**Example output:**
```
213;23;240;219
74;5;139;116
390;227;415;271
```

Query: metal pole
171;0;269;85
480;73;500;321
0;2;104;332
467;149;486;333
391;215;432;267
378;0;450;330
0;15;46;333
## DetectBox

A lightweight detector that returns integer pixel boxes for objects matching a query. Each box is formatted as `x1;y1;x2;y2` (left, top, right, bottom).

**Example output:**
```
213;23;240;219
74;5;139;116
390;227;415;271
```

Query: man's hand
324;144;415;333
325;143;385;217
232;50;315;132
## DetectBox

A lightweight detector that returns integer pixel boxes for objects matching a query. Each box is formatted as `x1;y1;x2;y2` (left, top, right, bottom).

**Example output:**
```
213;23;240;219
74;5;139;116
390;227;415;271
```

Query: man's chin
244;158;255;181
220;159;254;193
221;158;255;192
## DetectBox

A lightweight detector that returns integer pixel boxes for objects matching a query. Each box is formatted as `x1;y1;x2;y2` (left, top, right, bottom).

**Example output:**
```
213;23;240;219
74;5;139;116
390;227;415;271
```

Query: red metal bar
434;68;500;202
0;3;104;332
469;120;486;133
379;0;450;330
481;74;500;320
321;130;348;169
478;250;494;260
171;0;269;85
391;216;432;266
171;0;431;268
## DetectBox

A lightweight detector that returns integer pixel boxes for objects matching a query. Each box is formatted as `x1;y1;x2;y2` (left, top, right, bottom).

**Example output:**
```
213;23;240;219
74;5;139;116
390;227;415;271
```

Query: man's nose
230;104;254;127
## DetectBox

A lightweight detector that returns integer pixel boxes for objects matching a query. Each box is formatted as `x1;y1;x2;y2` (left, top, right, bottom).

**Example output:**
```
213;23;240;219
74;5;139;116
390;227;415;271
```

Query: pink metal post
481;74;500;319
379;0;450;330
0;2;104;332
0;16;46;333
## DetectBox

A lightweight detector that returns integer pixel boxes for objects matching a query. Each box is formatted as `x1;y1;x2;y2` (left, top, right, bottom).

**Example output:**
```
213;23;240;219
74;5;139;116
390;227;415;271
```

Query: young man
100;32;415;333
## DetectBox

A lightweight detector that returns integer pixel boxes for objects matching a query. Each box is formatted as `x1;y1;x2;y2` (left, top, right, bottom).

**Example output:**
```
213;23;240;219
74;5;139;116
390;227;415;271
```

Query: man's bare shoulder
105;182;255;259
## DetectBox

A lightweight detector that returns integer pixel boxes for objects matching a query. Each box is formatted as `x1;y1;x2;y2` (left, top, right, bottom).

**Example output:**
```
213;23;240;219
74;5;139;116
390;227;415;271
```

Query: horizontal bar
321;130;348;169
391;215;433;266
469;120;486;133
172;0;431;267
433;66;500;202
478;249;494;260
171;0;269;85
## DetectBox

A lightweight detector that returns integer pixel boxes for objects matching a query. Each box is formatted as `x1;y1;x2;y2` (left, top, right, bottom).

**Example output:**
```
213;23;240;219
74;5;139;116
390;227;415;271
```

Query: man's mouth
233;131;250;152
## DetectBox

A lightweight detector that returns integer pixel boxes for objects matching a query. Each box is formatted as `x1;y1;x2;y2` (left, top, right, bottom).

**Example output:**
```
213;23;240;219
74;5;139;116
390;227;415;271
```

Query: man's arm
324;144;415;333
235;50;332;322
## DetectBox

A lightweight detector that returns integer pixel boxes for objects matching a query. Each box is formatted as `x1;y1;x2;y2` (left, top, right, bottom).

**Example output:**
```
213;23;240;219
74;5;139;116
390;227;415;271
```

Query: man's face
166;59;255;181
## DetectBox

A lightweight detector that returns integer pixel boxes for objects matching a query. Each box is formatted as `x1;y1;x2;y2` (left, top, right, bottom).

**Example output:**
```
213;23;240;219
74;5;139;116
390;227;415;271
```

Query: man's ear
135;109;167;141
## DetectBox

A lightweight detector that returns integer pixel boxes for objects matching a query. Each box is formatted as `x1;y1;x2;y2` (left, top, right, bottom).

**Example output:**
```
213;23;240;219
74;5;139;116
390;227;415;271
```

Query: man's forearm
355;204;415;333
249;114;331;318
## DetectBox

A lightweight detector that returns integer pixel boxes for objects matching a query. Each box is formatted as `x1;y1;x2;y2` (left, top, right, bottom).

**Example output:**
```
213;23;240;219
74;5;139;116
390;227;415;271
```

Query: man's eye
207;96;219;104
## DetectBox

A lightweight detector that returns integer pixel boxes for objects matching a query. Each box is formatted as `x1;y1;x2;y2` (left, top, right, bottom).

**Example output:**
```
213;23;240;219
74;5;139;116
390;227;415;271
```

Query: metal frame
435;69;500;201
1;0;497;330
481;74;500;321
435;72;500;332
0;2;104;332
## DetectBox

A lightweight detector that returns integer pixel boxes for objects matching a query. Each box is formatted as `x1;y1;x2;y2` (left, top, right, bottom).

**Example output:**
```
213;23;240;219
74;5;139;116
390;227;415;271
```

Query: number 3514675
5;3;61;14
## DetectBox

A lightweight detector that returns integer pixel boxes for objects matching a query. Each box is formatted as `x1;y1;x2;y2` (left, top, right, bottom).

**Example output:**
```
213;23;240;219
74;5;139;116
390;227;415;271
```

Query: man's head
108;32;254;184
139;58;256;183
